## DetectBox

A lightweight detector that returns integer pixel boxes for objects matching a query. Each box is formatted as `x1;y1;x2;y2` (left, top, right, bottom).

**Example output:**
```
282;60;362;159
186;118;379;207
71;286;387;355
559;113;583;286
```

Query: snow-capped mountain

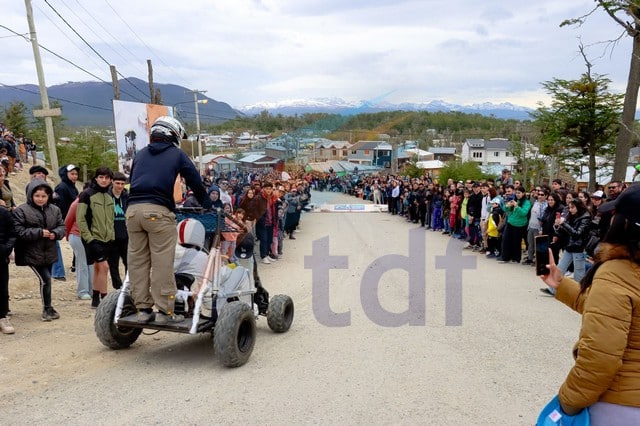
238;98;534;120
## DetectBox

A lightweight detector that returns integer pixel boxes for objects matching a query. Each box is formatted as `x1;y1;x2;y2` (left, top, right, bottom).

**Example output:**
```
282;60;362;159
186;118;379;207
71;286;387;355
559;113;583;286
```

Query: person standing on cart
126;116;206;324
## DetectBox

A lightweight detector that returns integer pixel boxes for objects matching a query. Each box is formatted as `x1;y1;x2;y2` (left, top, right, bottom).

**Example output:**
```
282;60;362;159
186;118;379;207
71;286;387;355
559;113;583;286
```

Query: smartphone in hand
535;235;551;275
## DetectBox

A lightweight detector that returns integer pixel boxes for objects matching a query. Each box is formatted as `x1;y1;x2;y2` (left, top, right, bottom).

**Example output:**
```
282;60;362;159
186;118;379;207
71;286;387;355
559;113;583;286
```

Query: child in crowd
12;180;65;321
220;204;245;262
486;198;503;258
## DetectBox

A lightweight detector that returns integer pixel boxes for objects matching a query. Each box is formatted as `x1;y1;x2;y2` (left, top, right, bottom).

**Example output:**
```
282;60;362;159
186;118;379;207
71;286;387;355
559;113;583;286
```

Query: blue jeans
69;234;93;297
550;250;586;295
51;240;66;278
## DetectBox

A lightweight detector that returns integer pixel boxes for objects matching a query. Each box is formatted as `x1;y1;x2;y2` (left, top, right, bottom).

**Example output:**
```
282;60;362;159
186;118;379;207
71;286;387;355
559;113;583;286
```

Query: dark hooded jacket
128;139;207;211
0;206;16;259
54;166;79;218
12;179;65;266
204;185;223;210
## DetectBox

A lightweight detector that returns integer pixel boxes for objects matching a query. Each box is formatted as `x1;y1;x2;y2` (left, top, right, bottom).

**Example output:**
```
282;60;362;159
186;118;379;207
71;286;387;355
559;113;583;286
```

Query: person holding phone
539;184;640;423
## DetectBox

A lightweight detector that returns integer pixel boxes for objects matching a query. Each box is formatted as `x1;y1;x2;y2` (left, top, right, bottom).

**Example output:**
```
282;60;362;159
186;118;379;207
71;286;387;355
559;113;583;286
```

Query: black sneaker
91;292;100;309
53;276;66;282
47;307;60;320
136;309;154;323
42;307;60;321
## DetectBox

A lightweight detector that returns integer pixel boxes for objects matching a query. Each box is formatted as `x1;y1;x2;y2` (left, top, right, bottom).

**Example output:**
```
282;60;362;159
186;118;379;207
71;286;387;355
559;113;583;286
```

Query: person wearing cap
77;167;115;308
51;164;80;281
496;168;513;186
540;183;640;422
28;165;48;180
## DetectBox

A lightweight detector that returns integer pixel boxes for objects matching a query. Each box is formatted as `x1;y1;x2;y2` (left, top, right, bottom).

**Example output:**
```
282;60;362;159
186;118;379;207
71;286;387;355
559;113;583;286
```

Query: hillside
0;78;240;127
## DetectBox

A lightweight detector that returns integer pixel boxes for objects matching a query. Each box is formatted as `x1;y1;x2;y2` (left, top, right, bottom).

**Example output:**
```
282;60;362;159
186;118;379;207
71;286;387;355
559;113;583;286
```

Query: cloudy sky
0;0;633;109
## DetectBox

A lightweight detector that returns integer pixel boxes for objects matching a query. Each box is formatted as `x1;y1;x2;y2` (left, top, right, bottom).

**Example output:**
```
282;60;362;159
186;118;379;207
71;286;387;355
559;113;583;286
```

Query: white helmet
150;116;187;146
176;218;206;249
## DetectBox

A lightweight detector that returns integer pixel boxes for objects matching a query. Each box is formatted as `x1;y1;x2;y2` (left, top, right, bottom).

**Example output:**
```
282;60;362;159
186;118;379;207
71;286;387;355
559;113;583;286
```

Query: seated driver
174;219;209;313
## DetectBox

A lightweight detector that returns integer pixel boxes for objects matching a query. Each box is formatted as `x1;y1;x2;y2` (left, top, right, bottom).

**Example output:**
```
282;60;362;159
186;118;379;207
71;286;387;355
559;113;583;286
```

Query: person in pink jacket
65;193;93;300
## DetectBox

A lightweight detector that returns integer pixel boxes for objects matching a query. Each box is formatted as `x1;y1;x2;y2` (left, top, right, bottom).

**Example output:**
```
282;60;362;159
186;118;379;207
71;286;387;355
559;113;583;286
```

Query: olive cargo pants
126;203;178;314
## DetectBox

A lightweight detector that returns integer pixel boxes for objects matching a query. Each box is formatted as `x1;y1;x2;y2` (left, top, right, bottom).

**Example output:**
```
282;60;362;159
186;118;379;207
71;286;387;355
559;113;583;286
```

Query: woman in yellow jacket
541;184;640;424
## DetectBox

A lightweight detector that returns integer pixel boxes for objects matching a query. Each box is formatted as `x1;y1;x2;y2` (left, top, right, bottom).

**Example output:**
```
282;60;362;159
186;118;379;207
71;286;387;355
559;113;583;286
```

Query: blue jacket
128;141;206;211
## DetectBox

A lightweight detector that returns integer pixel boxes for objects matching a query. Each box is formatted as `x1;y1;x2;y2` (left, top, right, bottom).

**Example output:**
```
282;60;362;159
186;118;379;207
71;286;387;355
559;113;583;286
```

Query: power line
0;82;113;111
0;24;145;102
32;3;107;75
42;0;149;102
57;0;144;74
177;109;241;121
103;0;187;84
72;0;146;71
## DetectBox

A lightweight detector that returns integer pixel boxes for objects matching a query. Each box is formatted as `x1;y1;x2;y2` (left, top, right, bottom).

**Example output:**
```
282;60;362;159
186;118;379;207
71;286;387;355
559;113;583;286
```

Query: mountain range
238;97;535;120
0;78;240;127
0;78;535;126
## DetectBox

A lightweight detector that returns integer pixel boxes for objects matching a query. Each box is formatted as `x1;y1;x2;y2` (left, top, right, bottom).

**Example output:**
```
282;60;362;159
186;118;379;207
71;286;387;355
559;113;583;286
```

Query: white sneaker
261;257;271;264
267;255;278;261
0;317;15;334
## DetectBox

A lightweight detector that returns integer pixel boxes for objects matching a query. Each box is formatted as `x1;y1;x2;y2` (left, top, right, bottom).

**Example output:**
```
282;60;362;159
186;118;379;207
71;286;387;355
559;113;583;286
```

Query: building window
342;150;347;156
332;149;337;156
472;152;483;158
364;150;370;155
494;152;499;157
351;150;356;155
506;152;511;157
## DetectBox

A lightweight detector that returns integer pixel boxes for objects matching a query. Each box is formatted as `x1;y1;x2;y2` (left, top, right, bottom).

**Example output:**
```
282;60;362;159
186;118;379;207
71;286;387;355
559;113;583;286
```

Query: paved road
3;190;580;424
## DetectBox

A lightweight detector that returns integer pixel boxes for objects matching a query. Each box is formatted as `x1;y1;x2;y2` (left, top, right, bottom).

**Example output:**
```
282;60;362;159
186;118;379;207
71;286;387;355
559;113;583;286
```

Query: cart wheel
267;294;294;333
214;301;256;367
95;291;142;349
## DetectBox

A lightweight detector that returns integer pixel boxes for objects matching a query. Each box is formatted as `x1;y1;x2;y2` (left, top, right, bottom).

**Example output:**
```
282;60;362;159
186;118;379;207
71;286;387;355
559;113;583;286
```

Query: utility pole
110;65;120;100
25;0;60;174
186;89;207;175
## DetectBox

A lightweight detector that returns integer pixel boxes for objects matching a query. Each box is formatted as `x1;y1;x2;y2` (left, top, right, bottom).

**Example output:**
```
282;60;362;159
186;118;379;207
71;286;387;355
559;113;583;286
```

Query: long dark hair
580;213;640;292
567;199;588;221
515;186;527;207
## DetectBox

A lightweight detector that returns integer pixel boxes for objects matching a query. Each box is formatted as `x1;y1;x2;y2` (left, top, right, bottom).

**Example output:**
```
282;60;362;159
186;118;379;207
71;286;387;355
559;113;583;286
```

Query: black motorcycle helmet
235;233;255;259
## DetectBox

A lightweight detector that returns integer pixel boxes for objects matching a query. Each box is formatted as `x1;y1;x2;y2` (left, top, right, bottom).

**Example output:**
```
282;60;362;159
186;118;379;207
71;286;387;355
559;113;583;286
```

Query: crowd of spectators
327;168;631;292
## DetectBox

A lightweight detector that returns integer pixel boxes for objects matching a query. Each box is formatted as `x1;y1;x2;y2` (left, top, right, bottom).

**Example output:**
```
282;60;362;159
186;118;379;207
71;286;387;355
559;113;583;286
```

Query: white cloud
0;0;633;109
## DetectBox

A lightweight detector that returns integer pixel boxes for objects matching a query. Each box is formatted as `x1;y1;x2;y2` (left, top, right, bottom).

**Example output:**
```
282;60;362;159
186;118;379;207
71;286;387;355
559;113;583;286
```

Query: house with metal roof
312;139;351;161
426;147;457;162
238;154;282;170
200;154;239;173
461;138;517;167
347;141;393;167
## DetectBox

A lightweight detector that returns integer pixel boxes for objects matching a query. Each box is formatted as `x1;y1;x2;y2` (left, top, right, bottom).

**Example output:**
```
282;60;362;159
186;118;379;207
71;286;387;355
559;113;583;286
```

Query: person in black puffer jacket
539;192;565;263
0;204;16;333
554;199;592;283
12;180;65;321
